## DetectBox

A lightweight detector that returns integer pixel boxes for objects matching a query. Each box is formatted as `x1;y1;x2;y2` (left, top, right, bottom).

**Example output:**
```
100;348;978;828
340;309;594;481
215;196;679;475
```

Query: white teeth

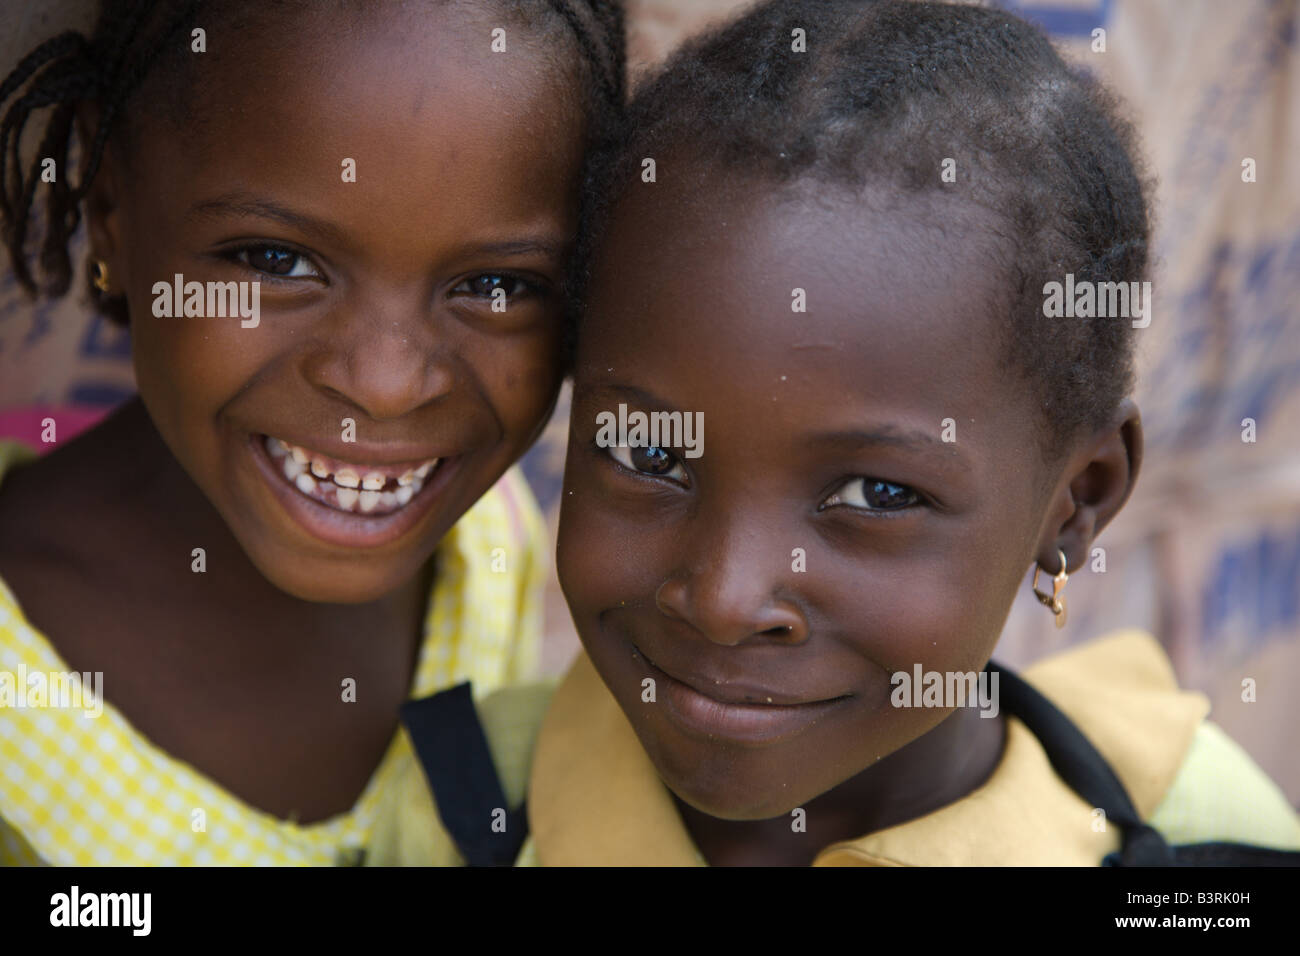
266;436;436;515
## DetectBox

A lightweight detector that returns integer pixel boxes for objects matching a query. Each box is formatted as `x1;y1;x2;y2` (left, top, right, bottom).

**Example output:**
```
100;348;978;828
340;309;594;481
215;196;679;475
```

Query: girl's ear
75;102;124;288
1036;398;1143;572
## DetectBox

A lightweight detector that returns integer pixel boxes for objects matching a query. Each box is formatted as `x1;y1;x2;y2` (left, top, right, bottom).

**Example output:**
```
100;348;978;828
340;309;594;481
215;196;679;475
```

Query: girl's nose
301;305;457;421
654;550;809;647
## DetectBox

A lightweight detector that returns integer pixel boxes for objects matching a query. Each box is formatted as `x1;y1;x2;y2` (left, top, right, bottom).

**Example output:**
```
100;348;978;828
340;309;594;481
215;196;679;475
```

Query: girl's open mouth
261;434;440;517
246;430;461;550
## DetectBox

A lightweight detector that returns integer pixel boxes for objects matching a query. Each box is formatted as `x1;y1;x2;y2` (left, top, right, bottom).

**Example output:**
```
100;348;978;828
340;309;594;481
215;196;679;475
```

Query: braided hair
0;0;625;324
580;0;1152;460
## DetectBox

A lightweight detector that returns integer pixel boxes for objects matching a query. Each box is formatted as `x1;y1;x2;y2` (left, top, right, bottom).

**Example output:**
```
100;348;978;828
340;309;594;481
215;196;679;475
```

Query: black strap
398;682;528;867
402;672;1299;867
990;660;1300;867
1115;842;1300;867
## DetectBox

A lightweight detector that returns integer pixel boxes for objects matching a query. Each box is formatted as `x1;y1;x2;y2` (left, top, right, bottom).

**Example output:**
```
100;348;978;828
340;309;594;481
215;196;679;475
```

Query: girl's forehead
586;172;1008;361
135;2;583;147
575;172;1037;455
125;6;587;214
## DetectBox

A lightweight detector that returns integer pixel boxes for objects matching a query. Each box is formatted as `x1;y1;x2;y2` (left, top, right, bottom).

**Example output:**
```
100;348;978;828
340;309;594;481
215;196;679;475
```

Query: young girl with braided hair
0;0;623;866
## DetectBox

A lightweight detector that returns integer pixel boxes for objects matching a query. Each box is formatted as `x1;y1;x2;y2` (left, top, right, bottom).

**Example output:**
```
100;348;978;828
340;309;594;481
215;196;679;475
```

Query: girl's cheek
509;351;566;428
557;492;626;612
129;316;267;435
468;329;564;433
559;479;657;614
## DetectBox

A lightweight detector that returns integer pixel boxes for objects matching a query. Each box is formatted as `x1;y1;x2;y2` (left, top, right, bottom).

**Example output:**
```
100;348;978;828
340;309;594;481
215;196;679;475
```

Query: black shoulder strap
989;660;1300;867
399;671;1298;867
398;682;528;867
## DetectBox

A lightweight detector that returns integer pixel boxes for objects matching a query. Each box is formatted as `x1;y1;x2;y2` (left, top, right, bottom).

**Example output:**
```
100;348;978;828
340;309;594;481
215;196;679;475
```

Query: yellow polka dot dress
0;440;545;865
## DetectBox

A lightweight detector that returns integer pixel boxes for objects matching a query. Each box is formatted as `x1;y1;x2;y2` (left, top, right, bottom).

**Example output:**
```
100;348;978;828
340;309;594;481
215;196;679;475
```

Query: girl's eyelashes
820;477;922;514
216;249;542;300
451;273;540;302
228;243;322;280
596;443;926;514
603;442;689;485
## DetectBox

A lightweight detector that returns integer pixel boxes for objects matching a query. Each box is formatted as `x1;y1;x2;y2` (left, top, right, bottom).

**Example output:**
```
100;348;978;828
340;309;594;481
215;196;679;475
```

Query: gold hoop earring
1032;549;1069;629
92;260;110;293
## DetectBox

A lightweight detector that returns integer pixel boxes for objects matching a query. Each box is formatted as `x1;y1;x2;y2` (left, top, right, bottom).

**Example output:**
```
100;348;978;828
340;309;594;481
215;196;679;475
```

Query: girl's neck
674;704;1006;866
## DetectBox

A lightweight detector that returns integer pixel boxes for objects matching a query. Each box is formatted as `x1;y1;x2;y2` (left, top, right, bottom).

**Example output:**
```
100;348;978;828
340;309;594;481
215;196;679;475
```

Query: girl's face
559;175;1074;819
90;7;583;602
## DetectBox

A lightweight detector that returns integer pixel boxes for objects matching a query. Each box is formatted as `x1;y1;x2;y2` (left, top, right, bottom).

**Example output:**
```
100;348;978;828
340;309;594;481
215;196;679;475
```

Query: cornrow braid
546;0;626;112
0;31;90;120
1;36;94;290
81;2;203;204
0;0;627;320
591;0;627;104
0;0;200;299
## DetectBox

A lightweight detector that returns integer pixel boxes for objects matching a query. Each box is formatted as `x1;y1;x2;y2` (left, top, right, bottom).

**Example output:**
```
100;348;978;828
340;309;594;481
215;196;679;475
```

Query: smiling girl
522;0;1300;866
0;0;623;865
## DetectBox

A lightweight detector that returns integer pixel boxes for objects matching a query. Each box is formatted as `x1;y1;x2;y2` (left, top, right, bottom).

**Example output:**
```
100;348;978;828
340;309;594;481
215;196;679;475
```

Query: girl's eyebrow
472;238;566;259
573;382;681;412
811;426;969;467
187;192;351;247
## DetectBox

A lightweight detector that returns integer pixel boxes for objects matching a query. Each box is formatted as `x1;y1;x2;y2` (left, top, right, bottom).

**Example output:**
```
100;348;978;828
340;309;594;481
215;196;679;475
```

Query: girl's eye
821;477;920;512
606;444;689;484
453;274;532;299
235;245;320;279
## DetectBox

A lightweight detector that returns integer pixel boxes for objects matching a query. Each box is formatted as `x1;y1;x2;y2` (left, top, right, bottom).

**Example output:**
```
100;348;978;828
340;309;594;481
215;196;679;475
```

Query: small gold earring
1032;549;1069;629
92;259;110;293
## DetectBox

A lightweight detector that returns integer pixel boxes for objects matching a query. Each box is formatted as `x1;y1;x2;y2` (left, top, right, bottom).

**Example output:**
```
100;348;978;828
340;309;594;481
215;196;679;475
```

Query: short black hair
579;0;1152;462
1;0;626;324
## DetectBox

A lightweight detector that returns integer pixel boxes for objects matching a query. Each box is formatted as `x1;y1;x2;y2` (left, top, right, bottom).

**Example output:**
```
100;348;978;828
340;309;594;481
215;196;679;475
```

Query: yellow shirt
0;437;548;865
369;628;1300;865
519;631;1300;865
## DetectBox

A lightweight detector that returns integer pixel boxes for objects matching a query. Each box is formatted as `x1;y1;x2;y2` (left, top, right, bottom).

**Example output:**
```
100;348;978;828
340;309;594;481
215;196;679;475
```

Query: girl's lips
635;646;849;748
264;435;432;516
245;431;460;549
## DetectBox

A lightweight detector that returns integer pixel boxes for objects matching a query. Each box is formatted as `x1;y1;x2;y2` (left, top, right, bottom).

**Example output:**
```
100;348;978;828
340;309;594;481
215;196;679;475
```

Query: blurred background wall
2;0;1297;804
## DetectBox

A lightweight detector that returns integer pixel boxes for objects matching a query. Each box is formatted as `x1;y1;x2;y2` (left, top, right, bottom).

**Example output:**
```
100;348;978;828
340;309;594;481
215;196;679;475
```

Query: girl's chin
663;775;806;822
238;540;426;604
634;730;812;820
